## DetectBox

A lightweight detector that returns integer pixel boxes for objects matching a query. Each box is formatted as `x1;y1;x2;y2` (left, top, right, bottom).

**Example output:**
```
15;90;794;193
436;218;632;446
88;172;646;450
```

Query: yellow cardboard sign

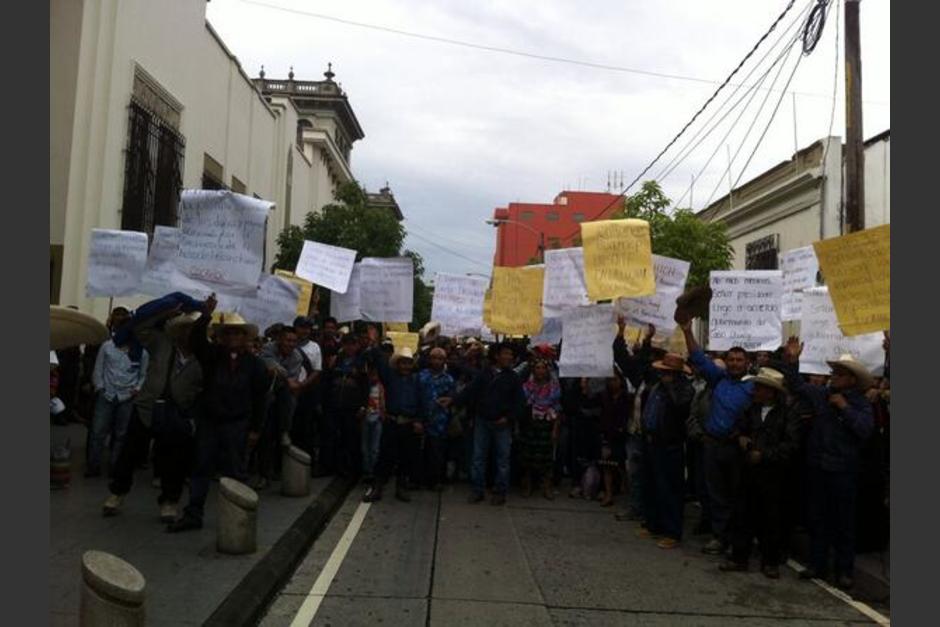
384;322;409;333
813;224;890;336
274;270;314;316
581;219;655;301
386;331;419;355
489;266;544;336
483;289;494;328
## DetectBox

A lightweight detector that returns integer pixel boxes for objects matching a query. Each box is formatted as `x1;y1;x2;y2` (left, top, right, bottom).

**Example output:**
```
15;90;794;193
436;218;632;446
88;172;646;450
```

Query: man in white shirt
292;317;323;460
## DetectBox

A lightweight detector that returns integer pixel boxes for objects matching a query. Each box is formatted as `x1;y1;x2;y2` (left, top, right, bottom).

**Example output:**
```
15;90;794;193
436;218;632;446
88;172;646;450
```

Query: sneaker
362;486;382;503
159;502;179;524
762;565;780;579
656;538;680;550
467;492;485;504
718;560;748;572
102;494;124;517
166;514;203;533
491;494;507;506
702;538;726;555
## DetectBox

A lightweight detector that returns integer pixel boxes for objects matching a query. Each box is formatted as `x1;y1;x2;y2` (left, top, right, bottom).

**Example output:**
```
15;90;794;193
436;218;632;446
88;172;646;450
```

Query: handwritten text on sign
581;219;655;301
616;254;690;332
359;257;414;323
708;270;783;351
86;229;149;298
813;224;890;336
386;331;420;356
230;275;301;335
799;287;885;376
295;240;357;294
489;266;544;336
273;270;314;317
780;246;820;321
542;247;590;312
178;190;271;290
558;304;616;378
431;273;489;336
330;263;362;323
140;226;212;299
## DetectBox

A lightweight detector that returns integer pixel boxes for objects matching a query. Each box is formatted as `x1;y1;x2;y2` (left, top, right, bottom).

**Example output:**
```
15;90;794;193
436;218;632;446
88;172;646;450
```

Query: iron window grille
745;234;779;270
120;98;185;236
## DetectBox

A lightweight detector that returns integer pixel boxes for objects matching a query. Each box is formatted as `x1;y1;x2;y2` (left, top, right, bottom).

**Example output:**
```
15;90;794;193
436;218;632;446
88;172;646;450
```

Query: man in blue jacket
782;338;874;590
679;317;755;556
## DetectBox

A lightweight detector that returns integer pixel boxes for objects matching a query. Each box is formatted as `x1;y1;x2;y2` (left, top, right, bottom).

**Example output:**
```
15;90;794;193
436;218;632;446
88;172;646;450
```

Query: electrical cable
404;228;493;271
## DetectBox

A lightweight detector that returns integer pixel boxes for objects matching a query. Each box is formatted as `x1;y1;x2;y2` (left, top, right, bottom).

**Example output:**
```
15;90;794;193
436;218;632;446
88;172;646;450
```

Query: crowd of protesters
51;290;890;591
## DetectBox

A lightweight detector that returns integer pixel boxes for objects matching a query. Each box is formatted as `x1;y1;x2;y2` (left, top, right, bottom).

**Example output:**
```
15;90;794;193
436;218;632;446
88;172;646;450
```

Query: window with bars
120;99;185;236
745;234;779;270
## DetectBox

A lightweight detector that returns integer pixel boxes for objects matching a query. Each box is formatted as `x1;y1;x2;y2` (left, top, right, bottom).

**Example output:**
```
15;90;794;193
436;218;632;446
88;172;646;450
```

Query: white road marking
785;559;890;626
289;501;372;627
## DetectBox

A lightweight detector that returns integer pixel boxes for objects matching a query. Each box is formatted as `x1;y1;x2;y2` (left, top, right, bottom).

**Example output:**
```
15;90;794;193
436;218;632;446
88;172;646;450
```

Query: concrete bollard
217;478;259;555
80;550;146;626
281;445;312;497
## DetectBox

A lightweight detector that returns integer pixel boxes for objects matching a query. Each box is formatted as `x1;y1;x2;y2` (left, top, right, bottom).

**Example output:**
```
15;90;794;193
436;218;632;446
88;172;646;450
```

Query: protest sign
482;289;494;328
531;315;563;346
386;331;419;355
799;287;885;376
330;263;361;323
708;270;783;351
385;322;409;333
780;246;820;321
274;270;314;317
431;273;489;336
813;224;890;336
230;274;301;335
558;304;616;378
177;190;271;290
359;257;414;323
295;240;357;294
139;226;213;298
615;254;690;332
581;219;655;301
86;229;149;297
489;266;544;336
542;248;590;313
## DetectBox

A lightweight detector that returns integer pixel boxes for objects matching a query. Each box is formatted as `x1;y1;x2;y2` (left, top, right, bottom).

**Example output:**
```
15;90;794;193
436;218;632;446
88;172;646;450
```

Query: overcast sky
206;0;890;278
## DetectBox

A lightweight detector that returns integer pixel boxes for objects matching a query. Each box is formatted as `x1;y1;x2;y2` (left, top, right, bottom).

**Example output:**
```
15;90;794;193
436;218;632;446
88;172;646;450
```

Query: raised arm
680;318;724;387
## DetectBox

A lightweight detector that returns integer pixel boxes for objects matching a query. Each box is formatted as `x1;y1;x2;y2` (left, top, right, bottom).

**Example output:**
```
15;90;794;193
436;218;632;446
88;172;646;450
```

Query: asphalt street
260;485;888;626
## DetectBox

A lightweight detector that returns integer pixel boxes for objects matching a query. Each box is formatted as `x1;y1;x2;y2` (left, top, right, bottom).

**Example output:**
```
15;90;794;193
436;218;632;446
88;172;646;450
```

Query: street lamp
485;218;545;264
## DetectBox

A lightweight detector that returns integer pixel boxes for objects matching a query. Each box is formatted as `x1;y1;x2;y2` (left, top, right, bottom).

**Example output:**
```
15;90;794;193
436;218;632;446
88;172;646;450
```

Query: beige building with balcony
51;0;367;317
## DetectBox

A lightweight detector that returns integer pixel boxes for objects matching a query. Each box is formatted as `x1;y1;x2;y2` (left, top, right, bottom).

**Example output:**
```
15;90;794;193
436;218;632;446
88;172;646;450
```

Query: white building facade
51;0;364;317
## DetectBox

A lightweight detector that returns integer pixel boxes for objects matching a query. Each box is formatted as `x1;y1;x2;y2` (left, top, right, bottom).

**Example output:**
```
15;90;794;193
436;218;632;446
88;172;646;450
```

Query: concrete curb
789;532;890;607
204;475;356;627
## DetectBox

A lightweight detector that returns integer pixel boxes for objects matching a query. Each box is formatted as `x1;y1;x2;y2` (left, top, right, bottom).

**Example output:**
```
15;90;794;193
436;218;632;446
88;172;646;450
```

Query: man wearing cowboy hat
782;339;874;590
168;302;273;532
363;339;426;503
634;352;694;550
719;367;802;579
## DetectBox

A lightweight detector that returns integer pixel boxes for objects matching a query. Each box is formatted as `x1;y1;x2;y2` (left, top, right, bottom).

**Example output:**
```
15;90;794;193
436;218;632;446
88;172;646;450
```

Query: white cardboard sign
780;246;820;321
799;287;885;376
330;263;362;323
139;226;213;299
558;304;616;378
615;254;690;332
85;229;149;297
295;240;358;294
359;257;414;323
708;270;783;351
431;273;489;337
542;248;590;314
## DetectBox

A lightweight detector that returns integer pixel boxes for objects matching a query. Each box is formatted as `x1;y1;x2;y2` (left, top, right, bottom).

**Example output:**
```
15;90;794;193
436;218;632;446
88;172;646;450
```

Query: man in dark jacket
168;304;272;532
457;342;526;506
782;339;874;590
719;367;803;579
634;353;694;549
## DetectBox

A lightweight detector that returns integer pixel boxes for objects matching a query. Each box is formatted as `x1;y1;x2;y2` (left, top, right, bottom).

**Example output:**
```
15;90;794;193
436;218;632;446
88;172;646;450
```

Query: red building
491;191;626;267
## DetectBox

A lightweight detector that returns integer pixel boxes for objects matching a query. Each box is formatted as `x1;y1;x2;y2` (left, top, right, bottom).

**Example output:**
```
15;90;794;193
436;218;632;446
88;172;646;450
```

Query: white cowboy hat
50;306;109;351
420;321;442;343
210;311;259;339
50;351;59;366
743;367;787;393
389;346;416;368
825;354;874;389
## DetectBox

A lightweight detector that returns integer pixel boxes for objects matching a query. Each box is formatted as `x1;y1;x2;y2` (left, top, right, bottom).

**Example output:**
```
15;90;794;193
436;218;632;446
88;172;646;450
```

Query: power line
231;0;888;106
403;219;494;251
404;228;493;271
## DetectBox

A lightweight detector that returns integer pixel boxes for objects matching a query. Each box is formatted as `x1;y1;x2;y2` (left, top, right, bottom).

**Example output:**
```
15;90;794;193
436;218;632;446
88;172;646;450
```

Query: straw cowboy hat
210;311;258;338
165;311;202;341
420;321;442;344
651;353;692;375
826;353;874;389
389;346;416;368
744;367;787;393
50;306;109;351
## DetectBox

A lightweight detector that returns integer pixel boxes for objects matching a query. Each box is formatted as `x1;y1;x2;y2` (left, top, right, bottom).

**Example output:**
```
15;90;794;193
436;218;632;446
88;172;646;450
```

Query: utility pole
844;0;865;232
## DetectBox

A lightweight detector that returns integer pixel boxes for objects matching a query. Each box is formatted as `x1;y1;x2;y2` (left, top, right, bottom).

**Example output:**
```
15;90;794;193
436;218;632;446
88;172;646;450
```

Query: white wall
864;136;890;227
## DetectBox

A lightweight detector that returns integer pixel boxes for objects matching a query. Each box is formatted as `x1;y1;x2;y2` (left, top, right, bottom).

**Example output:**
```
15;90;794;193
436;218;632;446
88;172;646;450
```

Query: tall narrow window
120;99;185;235
745;234;779;270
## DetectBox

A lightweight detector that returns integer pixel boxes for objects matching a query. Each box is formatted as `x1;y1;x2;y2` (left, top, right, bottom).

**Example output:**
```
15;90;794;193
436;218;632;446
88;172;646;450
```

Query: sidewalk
50;423;331;626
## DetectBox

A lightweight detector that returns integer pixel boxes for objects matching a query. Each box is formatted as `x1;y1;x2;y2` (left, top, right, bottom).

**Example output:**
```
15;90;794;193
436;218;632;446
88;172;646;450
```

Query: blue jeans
361;419;382;477
88;394;134;472
471;419;512;495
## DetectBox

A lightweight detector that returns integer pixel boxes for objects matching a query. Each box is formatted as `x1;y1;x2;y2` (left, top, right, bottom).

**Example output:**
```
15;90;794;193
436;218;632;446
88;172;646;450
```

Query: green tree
612;180;733;287
273;181;432;328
